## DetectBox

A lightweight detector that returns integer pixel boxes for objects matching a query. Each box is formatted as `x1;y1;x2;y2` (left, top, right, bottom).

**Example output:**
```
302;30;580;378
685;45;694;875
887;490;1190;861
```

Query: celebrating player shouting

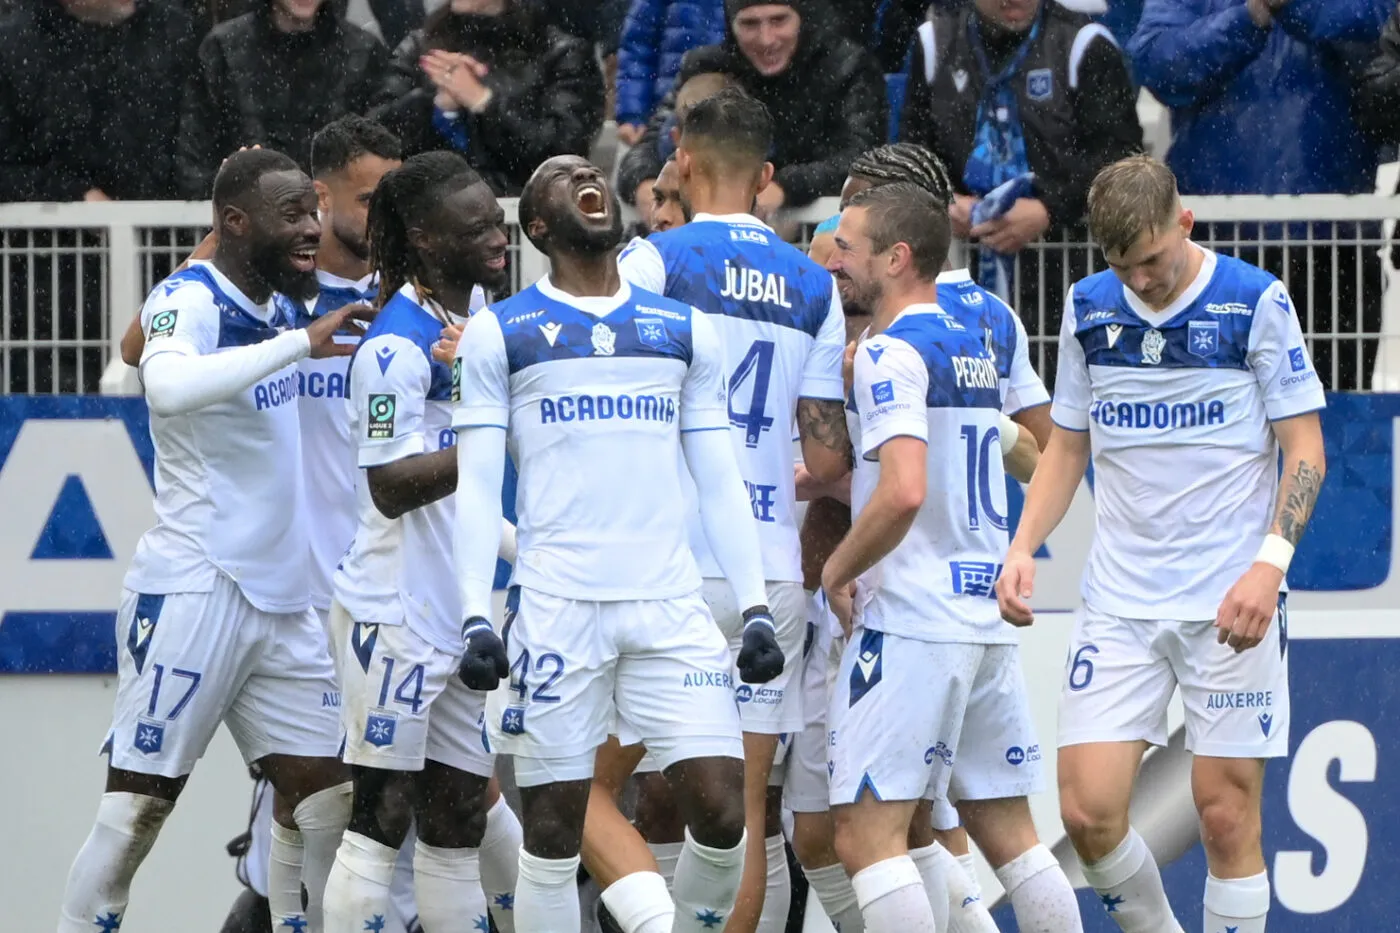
452;155;780;933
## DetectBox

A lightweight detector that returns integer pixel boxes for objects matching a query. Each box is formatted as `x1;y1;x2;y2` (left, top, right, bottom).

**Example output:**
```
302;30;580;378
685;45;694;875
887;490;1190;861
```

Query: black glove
458;616;508;690
736;605;784;684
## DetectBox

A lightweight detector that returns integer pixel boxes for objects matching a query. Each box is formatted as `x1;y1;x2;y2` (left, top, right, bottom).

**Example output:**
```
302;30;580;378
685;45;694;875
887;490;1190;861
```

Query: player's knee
1197;794;1258;859
690;787;746;850
348;770;414;847
634;772;685;844
1058;789;1126;856
790;812;838;869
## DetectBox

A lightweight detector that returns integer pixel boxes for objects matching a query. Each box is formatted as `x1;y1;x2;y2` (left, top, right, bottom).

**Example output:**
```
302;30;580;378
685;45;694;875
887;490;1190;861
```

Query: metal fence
2;195;1400;395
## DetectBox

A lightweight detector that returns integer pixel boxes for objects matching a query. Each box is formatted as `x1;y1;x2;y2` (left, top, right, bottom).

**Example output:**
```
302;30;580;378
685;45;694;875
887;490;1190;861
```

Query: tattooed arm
797;397;853;484
1215;412;1326;653
1270;413;1327;546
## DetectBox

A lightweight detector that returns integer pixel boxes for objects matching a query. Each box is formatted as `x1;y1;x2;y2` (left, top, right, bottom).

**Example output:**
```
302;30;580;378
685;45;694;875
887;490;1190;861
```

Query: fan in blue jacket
615;0;727;139
1129;0;1389;195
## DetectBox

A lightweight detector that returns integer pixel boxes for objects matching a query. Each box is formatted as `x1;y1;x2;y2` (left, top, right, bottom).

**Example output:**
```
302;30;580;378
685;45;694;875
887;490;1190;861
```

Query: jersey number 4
959;424;1008;532
729;339;776;447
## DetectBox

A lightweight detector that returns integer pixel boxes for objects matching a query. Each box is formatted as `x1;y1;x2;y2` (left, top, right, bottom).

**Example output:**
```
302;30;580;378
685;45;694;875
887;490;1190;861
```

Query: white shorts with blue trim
488;586;743;785
335;600;494;777
828;627;1043;806
1057;600;1291;759
104;575;341;778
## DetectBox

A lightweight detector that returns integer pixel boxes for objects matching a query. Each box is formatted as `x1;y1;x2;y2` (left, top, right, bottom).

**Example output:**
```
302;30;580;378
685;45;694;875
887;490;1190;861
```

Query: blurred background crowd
4;0;1400;390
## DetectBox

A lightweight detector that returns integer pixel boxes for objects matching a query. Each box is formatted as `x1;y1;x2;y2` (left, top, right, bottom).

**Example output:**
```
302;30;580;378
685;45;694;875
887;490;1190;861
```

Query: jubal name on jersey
720;262;791;308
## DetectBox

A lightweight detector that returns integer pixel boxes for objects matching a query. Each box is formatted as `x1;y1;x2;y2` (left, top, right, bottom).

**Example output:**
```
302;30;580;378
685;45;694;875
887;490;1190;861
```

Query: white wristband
497;519;518;564
1255;533;1294;574
997;413;1020;455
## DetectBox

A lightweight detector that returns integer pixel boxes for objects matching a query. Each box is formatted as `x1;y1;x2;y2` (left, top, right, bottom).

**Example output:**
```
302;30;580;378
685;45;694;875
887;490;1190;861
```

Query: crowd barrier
4;195;1400;393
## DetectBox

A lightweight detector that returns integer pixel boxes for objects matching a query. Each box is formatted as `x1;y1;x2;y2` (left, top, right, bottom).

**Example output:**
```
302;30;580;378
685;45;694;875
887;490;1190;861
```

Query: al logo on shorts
367;393;397;439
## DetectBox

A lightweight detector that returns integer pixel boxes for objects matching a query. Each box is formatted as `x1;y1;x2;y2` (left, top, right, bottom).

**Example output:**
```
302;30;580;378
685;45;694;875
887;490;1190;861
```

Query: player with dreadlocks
790;141;1057;933
324;150;525;933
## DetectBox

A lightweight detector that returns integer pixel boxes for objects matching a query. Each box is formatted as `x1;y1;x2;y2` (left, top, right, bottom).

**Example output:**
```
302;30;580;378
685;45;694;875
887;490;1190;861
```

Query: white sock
601;870;675;933
956;853;982;898
413;840;488;933
480;796;523;932
649;840;685;888
293;782;353;932
671;828;747;933
803;862;865;933
850;855;937;933
758;834;792;933
995;844;1082;933
1080;828;1184;933
1203;872;1269;933
323;831;397;933
907;842;952;931
268;821;307;932
516;850;581;932
57;792;173;933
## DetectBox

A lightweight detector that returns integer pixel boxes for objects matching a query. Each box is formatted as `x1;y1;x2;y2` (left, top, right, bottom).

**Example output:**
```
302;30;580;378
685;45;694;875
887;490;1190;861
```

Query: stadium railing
2;195;1399;395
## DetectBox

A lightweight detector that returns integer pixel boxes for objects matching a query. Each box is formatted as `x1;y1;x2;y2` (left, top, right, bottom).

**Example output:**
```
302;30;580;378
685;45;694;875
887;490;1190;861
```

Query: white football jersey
293;270;377;613
125;261;308;613
333;284;467;652
1052;247;1328;619
618;214;845;583
847;304;1018;644
453;277;727;600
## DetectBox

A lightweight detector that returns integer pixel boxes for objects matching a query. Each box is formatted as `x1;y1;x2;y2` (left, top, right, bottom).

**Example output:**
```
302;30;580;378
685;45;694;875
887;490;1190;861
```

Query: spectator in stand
0;0;198;202
371;0;603;194
614;0;726;146
1360;4;1400;268
175;0;394;198
901;0;1140;385
1131;0;1390;391
618;0;886;221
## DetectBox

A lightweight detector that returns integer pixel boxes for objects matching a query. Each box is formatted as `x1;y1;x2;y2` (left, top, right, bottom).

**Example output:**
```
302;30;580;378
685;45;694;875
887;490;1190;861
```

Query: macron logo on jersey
375;347;396;375
540;322;562;346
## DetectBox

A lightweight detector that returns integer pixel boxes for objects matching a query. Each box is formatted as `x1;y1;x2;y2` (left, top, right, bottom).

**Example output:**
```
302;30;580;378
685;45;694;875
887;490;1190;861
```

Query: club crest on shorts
501;706;526;735
365;710;397;747
133;717;165;754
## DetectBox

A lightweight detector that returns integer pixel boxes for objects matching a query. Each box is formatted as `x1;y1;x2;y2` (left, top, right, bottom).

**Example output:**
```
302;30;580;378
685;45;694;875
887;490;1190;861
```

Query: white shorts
706;578;808;735
785;591;842;813
1057;600;1291;759
631;579;808;779
104;575;341;778
828;629;1043;805
489;586;743;786
335;601;494;777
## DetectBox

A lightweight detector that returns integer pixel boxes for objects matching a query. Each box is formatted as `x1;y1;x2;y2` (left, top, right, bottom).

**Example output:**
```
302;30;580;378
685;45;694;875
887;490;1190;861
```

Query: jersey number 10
959;424;1008;532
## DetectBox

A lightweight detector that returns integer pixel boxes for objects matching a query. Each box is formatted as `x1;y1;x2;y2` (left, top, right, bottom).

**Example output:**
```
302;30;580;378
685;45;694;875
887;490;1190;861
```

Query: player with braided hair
325;150;525;933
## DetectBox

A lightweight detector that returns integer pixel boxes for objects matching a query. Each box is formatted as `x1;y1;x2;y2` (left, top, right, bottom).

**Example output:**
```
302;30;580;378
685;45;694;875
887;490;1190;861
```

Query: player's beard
553;194;625;256
250;237;319;301
333;218;370;263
